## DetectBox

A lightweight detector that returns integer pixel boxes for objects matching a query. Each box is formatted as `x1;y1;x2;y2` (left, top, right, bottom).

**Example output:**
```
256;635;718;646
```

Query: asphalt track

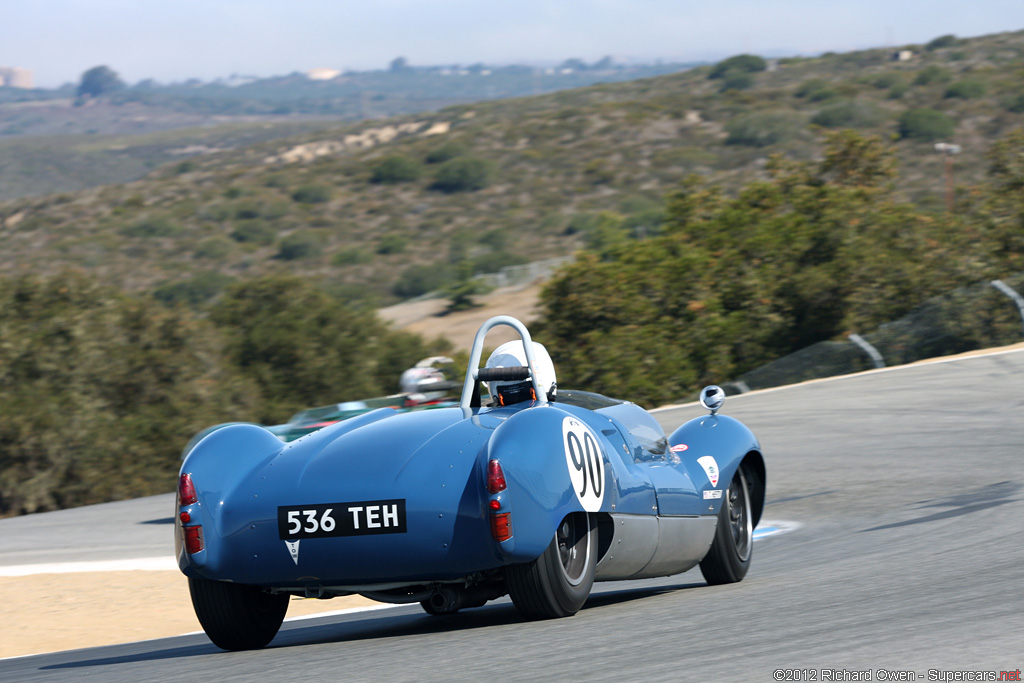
2;349;1023;682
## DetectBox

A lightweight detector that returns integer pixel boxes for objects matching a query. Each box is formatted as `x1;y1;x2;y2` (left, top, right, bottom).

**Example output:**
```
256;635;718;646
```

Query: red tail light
490;512;512;542
183;525;205;554
487;459;507;494
178;473;197;505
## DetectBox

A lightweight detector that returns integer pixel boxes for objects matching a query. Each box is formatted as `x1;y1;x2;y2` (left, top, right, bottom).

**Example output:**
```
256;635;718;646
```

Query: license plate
278;499;407;539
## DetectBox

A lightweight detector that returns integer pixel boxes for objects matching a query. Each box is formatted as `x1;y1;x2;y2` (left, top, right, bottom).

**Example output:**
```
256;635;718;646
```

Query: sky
3;0;1024;88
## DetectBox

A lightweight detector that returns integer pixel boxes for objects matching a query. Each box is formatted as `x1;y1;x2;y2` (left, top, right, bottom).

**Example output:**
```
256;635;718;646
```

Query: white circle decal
562;417;605;512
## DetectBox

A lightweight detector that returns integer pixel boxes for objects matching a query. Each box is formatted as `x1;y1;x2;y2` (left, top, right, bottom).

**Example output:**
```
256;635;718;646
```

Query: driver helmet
484;340;556;406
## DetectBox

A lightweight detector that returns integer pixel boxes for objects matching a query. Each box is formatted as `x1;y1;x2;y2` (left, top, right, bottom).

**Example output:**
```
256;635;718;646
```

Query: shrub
794;79;837;101
369;155;422;184
233;200;263;220
193;237;233;260
914;65;952;86
871;73;902;89
291;184;332;204
720;71;754;91
1008;93;1024;114
152;272;235;307
725;111;801;147
429;157;494;193
944;80;986;99
275;230;325;260
230;219;276;245
425;142;465;164
709;54;767;79
811;100;886;129
887;82;909;99
926;34;959;51
121;216;182;237
331;249;371;266
392;263;452;298
376;234;408;254
898;108;956;141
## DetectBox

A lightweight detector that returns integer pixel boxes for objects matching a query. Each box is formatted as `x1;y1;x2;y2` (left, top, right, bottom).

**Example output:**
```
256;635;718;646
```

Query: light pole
934;142;961;214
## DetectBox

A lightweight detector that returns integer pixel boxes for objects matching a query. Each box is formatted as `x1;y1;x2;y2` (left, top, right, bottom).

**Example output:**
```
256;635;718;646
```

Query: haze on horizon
3;0;1024;88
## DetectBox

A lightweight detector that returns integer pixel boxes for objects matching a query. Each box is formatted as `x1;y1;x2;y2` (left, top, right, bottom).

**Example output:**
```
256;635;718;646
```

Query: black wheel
506;512;596;619
699;467;753;585
189;577;289;651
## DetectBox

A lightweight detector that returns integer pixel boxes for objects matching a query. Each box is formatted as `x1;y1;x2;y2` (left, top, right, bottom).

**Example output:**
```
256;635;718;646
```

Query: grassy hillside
1;29;1023;307
0;61;697;201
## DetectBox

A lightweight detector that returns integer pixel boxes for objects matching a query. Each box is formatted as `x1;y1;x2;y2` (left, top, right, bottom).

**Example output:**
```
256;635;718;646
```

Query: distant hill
1;29;1023;306
0;60;698;201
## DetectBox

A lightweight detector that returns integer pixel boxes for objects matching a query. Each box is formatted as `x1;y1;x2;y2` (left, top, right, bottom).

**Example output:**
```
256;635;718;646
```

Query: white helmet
400;366;445;395
484;340;556;406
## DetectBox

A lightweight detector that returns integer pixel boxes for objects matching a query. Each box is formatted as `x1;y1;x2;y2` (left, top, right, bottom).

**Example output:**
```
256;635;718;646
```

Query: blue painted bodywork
177;317;764;595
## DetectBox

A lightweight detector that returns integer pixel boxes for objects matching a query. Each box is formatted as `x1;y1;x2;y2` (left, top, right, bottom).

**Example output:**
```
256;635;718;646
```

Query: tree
76;65;124;98
429;157;494;193
898;108;956;141
708;54;767;79
535;132;992;407
0;273;257;515
389;57;411;72
210;276;445;422
370;155;422;184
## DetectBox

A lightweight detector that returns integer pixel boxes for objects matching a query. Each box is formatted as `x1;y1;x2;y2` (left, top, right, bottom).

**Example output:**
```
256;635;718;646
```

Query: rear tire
507;512;596;619
189;577;289;651
699;467;753;585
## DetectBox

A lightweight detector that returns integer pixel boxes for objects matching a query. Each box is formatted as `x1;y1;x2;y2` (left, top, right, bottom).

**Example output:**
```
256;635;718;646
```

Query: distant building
892;50;914;62
307;68;341;81
0;67;33;89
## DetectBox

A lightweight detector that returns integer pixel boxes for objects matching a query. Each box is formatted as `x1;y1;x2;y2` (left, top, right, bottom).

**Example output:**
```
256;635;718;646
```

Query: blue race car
177;315;765;651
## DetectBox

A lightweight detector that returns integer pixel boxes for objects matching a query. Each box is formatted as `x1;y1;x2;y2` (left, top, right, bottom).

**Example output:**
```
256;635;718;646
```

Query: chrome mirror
699;385;725;415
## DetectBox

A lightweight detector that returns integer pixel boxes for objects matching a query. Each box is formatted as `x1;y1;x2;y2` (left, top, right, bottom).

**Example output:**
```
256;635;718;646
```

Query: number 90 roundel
562;416;605;512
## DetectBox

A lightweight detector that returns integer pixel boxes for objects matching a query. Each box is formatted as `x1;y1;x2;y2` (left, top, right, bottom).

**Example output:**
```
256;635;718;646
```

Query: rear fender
177;408;399;572
484;404;610;562
668;414;765;525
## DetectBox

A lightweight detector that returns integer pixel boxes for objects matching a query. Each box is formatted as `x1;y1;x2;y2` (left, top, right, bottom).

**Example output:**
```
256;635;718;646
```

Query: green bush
376;234;408;254
887;82;909;99
871;73;903;89
392;262;452;298
914;65;952;86
193;237;233;260
725;111;801;147
898;108;956;141
331;248;372;266
120;215;182;238
794;79;838;101
708;54;767;79
1008;93;1024;114
811;100;886;128
429;157;495;193
944;79;987;99
291;184;332;204
153;272;235;306
275;230;325;260
926;34;959;51
719;71;754;92
230;219;277;245
369;155;422;184
233;200;263;220
425;142;465;164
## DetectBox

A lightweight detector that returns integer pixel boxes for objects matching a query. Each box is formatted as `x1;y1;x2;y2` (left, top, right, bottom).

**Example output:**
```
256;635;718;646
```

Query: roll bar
460;315;547;417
